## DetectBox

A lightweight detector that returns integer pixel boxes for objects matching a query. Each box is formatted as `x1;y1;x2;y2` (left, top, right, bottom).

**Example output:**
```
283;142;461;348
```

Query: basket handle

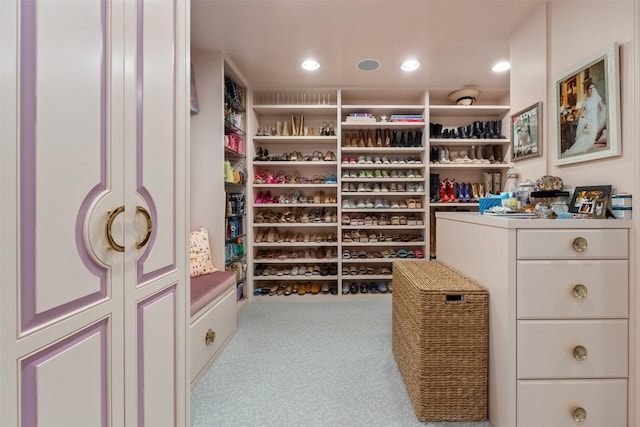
445;294;464;303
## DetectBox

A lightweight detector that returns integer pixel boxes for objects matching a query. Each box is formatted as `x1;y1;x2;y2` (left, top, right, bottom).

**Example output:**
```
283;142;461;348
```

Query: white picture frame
552;43;621;166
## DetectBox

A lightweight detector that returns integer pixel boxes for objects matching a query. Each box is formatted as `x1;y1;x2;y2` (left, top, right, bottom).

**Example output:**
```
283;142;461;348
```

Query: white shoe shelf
245;89;510;298
428;99;512;257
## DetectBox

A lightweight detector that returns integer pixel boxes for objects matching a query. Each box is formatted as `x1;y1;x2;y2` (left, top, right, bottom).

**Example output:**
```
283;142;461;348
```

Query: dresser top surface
435;212;633;230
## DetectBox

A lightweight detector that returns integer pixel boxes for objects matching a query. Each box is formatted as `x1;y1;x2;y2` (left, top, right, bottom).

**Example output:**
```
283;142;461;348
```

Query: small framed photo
552;43;621;166
511;102;542;161
569;185;612;218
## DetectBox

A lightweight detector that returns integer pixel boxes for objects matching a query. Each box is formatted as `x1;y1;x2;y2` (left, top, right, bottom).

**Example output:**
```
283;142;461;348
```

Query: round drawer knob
573;345;588;361
572;407;587;422
205;328;216;345
572;237;588;253
572;284;588;300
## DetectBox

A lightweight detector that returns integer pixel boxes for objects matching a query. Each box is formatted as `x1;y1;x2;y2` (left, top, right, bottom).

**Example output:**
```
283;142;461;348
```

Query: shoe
342;283;350;294
378;282;388;293
350;282;358;294
493;171;502;194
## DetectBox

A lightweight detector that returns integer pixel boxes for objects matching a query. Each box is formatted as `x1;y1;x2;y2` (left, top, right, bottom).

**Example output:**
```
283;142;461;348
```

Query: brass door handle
205;329;215;345
105;206;125;252
135;206;152;249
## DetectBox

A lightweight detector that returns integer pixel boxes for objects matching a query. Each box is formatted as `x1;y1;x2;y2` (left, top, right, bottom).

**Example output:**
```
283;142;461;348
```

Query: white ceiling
191;0;547;101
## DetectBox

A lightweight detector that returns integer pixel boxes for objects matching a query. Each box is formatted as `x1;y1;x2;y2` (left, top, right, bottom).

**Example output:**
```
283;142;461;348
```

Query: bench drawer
190;287;237;384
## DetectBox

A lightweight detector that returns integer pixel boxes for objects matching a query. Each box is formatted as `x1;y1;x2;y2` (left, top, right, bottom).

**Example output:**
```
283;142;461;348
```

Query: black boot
494;120;505;138
430;173;440;202
432;123;443;138
472;121;482;138
486;121;496;139
400;130;407;147
457;126;467;139
414;130;423;147
391;130;398;147
466;124;475;139
430;147;438;163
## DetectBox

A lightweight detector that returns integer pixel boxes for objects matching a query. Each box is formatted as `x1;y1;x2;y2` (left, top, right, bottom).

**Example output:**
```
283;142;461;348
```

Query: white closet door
122;0;188;425
1;0;126;425
0;0;188;425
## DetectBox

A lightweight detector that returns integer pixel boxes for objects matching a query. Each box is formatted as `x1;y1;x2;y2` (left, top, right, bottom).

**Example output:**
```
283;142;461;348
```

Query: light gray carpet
191;301;491;427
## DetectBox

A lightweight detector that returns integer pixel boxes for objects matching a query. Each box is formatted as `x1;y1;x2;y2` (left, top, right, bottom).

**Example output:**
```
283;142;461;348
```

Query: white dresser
435;212;632;427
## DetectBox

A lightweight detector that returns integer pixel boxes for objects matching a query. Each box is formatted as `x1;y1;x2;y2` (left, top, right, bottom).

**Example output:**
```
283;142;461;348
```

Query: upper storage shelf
429;105;510;118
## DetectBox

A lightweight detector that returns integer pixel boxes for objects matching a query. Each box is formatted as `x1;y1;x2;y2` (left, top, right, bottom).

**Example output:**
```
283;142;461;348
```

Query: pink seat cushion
190;271;236;316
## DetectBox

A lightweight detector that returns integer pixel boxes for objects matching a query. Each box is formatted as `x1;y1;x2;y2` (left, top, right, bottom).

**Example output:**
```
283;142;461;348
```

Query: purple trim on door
21;319;109;427
135;0;178;284
19;0;109;333
136;284;178;427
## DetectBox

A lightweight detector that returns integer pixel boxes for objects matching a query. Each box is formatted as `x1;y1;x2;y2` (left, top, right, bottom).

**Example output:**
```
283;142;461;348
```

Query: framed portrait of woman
552;43;621;166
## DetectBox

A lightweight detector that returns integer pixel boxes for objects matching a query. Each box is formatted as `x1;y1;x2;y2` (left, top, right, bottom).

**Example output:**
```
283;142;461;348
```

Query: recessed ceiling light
492;61;511;72
301;59;320;71
356;59;381;72
400;59;420;72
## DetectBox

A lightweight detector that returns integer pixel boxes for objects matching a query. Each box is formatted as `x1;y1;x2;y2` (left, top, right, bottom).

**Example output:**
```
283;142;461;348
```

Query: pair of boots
344;130;376;148
430;121;505;139
390;130;423;147
484;171;502;195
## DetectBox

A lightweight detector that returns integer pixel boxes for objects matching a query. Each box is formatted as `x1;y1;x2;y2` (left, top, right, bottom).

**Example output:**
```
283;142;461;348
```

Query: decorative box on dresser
435;212;632;427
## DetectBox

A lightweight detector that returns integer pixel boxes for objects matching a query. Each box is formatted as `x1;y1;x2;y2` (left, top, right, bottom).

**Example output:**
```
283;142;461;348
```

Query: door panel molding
20;0;109;333
21;319;108;427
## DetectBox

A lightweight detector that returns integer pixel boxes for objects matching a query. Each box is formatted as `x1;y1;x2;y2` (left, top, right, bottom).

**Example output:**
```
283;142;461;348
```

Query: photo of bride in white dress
562;80;607;157
554;43;620;166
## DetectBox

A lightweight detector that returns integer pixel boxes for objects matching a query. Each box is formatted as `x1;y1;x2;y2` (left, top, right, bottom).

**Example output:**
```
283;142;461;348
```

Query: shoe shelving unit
427;95;511;258
337;89;428;297
223;66;249;302
244;88;509;299
249;90;341;297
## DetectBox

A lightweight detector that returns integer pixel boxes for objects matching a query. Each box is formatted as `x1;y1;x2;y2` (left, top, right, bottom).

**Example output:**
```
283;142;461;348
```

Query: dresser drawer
517;229;628;259
190;287;237;383
517;319;627;379
517;260;628;319
517;379;627;427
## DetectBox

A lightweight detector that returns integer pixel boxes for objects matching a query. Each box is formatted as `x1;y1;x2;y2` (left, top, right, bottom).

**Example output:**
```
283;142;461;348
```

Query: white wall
547;0;635;194
190;51;226;269
509;3;548;183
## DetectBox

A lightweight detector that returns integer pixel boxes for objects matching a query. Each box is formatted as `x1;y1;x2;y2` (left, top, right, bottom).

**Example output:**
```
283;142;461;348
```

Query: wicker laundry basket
392;260;488;422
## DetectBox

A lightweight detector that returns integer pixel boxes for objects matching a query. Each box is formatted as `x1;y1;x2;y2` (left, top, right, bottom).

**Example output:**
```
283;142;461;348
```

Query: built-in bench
190;271;237;387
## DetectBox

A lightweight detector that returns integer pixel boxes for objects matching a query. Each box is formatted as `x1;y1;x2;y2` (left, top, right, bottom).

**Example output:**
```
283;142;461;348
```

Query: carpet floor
191;301;491;427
